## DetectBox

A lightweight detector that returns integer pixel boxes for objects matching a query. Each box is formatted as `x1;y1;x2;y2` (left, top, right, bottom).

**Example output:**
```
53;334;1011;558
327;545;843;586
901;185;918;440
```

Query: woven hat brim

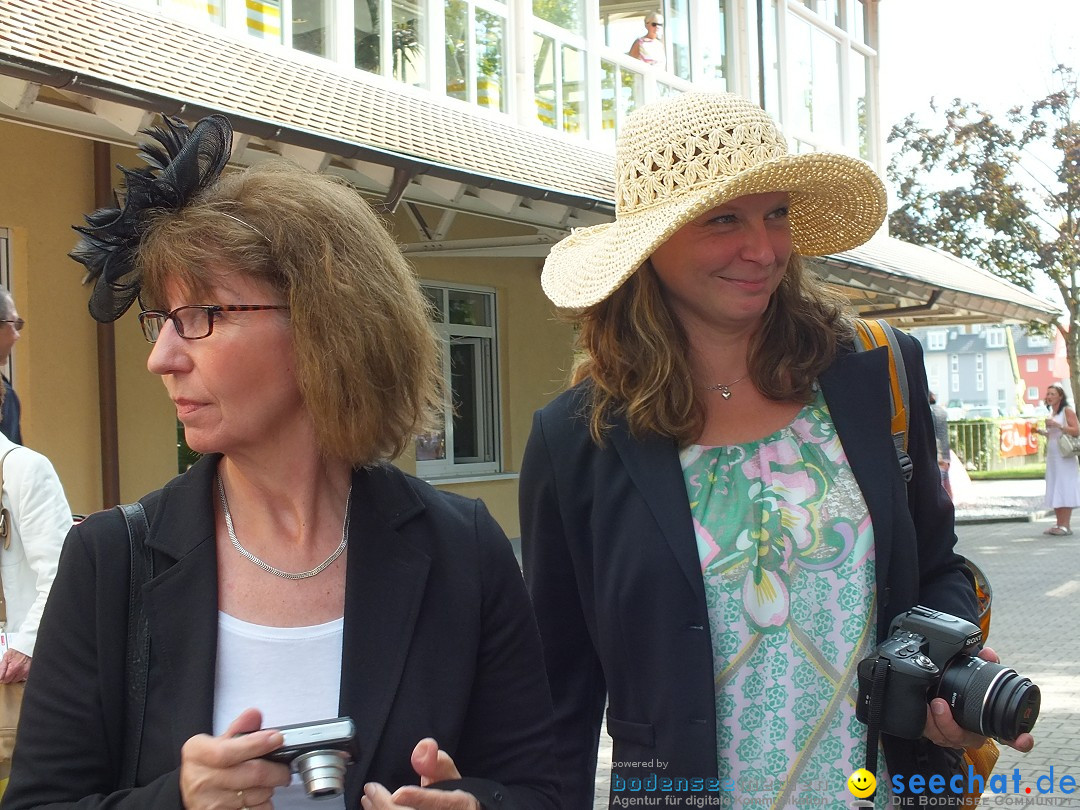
541;151;886;309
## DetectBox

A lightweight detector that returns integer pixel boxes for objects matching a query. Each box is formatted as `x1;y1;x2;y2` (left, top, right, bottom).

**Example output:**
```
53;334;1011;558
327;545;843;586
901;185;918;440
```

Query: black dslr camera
261;717;358;798
856;606;1040;741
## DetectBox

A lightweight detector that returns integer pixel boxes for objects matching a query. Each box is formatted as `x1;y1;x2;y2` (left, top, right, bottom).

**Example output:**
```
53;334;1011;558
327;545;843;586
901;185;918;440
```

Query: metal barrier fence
948;418;1046;472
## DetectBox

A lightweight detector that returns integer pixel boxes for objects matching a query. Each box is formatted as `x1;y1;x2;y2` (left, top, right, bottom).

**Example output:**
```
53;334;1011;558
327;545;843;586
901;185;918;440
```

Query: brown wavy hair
571;255;855;445
138;160;442;466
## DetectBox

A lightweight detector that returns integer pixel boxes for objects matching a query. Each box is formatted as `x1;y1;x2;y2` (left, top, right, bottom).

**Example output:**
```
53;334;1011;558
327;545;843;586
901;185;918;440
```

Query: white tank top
214;612;346;809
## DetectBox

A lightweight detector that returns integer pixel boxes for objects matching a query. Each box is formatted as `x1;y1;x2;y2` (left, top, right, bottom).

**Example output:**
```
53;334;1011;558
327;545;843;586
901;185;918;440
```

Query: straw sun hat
541;91;887;309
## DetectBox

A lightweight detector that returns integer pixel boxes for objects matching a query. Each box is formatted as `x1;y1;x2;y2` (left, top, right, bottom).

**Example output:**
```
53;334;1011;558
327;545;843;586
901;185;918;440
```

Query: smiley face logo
847;768;876;798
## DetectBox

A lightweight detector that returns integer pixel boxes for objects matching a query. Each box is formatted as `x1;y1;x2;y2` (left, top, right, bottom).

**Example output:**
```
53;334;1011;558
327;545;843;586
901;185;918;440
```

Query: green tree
887;64;1080;400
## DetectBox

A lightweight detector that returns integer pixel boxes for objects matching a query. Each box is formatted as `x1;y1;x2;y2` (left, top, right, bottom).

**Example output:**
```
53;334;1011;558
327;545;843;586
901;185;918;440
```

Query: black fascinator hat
70;114;234;323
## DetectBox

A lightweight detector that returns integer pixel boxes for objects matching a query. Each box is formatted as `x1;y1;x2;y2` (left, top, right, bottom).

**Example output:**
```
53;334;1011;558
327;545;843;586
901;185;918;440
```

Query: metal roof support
374;167;418;214
860;289;944;318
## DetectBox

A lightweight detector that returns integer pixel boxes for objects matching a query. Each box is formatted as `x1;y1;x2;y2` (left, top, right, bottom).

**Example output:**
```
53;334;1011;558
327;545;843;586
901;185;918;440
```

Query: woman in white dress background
1038;383;1080;535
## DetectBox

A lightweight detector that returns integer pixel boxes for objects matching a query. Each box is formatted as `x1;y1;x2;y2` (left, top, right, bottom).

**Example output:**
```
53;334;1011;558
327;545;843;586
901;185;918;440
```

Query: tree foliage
887;64;1080;399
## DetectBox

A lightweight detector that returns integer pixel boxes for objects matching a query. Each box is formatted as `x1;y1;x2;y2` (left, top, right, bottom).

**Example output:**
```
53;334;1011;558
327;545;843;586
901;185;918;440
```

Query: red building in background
1014;327;1068;410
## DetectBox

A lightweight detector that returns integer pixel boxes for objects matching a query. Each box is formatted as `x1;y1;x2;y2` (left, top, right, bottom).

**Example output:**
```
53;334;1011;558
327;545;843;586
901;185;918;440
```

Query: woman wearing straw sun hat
519;92;1034;809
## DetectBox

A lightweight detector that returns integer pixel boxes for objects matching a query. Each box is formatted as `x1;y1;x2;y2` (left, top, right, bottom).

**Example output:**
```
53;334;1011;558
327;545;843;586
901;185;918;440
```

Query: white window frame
985;328;1005;348
1027;386;1039;400
927;330;946;351
416;282;501;478
950;353;959;373
976;371;984;392
1025;358;1039;373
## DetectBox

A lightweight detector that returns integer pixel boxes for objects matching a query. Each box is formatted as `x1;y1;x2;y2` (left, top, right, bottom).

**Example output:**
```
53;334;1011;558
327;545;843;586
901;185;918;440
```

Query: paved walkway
591;479;1078;809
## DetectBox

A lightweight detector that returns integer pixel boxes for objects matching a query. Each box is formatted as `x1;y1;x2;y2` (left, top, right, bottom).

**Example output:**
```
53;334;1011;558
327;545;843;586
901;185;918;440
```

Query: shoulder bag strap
118;502;153;789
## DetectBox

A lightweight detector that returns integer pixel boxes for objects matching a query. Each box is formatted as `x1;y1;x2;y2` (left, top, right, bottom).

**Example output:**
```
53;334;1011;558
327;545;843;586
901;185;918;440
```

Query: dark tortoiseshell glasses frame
138;305;288;344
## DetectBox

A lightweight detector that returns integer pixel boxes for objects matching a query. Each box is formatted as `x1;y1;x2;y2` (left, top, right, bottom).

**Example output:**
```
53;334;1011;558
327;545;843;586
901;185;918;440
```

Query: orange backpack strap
853;318;912;479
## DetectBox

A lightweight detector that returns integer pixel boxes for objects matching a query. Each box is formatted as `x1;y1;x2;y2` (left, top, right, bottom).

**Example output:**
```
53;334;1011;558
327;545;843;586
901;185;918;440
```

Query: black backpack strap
118;502;153;789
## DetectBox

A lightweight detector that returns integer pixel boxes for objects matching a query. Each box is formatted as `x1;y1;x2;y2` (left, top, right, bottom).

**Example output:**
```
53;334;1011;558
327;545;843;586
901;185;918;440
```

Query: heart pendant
719;387;732;399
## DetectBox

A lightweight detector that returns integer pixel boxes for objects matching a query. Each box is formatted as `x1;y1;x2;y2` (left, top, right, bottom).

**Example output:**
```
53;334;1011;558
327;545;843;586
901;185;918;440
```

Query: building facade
0;0;1059;536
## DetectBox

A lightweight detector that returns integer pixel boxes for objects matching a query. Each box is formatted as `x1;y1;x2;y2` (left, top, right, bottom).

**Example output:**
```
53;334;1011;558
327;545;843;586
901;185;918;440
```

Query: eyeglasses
648;21;663;26
0;319;24;332
138;305;288;344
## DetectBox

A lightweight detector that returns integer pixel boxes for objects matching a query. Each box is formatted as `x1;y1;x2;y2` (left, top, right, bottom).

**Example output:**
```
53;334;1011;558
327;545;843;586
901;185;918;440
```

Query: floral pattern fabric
681;389;887;808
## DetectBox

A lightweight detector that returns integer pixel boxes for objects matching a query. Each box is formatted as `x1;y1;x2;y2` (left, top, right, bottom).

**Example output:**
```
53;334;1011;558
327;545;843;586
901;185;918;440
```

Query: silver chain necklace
707;375;747;399
216;475;351;580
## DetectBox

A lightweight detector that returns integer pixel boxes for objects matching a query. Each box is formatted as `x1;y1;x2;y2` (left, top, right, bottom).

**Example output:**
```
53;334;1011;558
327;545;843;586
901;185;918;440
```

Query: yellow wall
0;120;577;537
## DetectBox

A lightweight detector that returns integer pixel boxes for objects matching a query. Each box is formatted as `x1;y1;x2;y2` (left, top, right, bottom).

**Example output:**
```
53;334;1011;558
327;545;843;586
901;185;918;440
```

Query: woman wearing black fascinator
4;114;557;810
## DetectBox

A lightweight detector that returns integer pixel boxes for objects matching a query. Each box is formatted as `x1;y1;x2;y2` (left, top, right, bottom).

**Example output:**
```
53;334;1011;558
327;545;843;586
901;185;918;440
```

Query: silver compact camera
261;717;358;798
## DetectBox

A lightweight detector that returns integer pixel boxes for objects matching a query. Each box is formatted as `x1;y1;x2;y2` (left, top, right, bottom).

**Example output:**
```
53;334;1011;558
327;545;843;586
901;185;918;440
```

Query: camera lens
293;749;350;798
936;655;1041;740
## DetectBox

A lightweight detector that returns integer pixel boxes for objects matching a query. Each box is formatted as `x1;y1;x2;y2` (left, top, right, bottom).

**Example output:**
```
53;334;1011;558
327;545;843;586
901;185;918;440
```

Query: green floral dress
681;388;887;808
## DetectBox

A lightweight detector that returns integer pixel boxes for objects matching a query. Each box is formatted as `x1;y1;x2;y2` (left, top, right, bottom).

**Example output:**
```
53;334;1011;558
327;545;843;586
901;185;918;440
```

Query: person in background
928;391;952;499
0;384;71;685
1036;382;1080;536
0;290;23;445
627;11;665;69
5;114;557;810
520;91;1033;809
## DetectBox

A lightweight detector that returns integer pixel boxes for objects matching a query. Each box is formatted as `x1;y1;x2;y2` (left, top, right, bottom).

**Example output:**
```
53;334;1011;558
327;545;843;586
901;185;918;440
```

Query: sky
877;0;1080;153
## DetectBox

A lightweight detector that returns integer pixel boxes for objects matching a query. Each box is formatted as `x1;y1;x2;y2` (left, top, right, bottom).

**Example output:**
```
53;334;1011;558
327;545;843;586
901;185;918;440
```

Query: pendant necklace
217;474;351;580
707;375;747;400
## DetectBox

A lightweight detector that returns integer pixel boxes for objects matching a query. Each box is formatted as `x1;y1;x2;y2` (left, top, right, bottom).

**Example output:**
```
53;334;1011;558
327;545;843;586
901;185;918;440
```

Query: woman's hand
361;738;481;810
921;647;1035;754
179;708;291;810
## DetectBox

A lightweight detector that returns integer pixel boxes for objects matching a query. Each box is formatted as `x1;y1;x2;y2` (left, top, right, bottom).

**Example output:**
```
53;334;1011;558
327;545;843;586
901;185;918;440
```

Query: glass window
986;328;1005;348
292;0;329;56
356;0;381;72
416;284;500;477
445;0;508;111
393;0;427;85
697;0;729;89
950;354;959;373
1027;386;1039;400
976;372;984;392
850;49;870;159
247;0;283;40
1026;334;1050;347
562;45;586;135
667;0;690;80
534;34;557;129
533;0;583;36
1025;358;1039;373
599;60;645;144
927;331;946;351
976;354;984;372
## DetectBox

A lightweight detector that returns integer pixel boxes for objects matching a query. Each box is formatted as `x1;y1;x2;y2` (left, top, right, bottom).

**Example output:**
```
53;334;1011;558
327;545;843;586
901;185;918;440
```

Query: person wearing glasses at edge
0;289;24;444
627;11;665;69
519;92;1035;809
3;115;558;810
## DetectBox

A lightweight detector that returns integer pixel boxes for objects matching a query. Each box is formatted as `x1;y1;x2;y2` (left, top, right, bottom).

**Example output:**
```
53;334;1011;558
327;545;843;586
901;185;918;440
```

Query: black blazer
520;333;977;809
5;455;559;810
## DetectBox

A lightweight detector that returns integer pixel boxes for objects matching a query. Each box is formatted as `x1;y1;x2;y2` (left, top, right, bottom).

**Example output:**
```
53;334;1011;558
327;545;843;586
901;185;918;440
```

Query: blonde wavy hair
138;160;442;466
571;255;855;445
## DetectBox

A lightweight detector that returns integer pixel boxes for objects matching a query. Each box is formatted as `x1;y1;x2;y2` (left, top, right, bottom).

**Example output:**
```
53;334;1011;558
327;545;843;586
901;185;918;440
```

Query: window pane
421;286;445;321
356;0;381;72
761;0;780;116
475;9;506;111
810;26;842;144
851;49;870;159
668;0;690;79
600;60;617;142
415;422;447;460
451;342;480;460
445;0;467;100
621;66;645;121
534;33;557;129
247;0;283;41
533;0;583;36
561;45;586;135
698;0;729;89
393;0;427;85
449;290;491;326
292;0;328;56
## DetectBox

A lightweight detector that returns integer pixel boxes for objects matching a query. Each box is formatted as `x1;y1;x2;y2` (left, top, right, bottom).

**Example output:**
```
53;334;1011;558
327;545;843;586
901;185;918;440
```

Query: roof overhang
0;0;1062;325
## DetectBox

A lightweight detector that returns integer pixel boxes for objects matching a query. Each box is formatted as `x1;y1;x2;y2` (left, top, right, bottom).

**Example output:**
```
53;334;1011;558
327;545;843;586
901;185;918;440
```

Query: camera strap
863;657;891;776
